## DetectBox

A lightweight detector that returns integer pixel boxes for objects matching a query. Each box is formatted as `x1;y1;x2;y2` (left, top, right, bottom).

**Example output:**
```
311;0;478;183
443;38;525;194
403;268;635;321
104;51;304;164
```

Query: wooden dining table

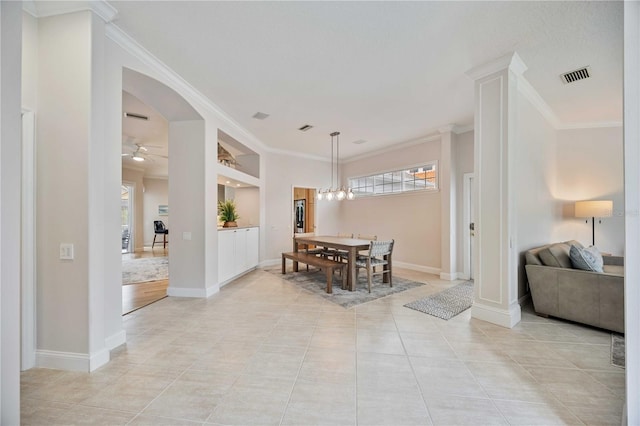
292;235;387;291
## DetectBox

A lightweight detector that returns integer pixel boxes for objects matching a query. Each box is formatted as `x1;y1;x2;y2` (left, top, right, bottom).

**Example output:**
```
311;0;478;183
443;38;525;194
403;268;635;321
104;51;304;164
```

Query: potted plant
218;199;240;227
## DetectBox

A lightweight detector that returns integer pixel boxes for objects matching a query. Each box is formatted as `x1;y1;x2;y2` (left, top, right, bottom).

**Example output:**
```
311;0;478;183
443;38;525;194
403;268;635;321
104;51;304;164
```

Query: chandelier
317;131;355;201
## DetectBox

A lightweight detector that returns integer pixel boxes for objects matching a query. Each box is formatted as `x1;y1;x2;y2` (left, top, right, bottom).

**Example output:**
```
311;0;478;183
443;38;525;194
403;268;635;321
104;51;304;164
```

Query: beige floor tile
54;405;136;425
20;398;73;426
141;370;237;421
281;380;355;426
410;356;487;399
493;399;582;425
357;329;405;355
21;267;625;426
357;392;433;426
425;395;507;425
128;414;203;425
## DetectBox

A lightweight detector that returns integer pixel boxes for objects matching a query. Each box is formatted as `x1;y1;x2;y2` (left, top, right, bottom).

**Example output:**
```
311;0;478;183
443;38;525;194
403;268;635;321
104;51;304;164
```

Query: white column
0;1;23;422
466;53;525;328
624;1;640;423
439;126;456;280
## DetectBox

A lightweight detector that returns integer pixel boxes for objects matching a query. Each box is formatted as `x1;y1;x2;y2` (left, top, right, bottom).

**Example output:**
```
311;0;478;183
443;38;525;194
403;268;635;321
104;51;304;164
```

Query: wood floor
122;247;169;315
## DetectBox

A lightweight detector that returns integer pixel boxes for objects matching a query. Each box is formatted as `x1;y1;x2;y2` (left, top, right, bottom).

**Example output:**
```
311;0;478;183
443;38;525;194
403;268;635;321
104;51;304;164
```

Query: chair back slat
337;232;354;238
357;234;377;241
369;240;393;257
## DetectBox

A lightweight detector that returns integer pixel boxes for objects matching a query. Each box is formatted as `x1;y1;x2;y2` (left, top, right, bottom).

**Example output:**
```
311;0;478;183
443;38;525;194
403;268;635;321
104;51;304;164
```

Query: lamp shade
575;200;613;218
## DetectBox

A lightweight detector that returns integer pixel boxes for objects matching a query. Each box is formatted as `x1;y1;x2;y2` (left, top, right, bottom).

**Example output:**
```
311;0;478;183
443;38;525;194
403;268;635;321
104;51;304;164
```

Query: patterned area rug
269;268;425;309
611;334;625;368
404;280;474;320
122;256;168;285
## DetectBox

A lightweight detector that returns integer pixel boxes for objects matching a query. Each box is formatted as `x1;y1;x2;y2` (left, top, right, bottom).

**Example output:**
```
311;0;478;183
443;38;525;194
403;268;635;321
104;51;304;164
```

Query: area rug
404;280;474;320
122;256;168;285
268;268;425;309
611;334;625;368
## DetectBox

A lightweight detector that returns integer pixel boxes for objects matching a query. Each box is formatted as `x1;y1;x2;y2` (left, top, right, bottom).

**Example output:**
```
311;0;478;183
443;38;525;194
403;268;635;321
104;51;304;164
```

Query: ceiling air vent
123;112;149;121
298;124;313;132
252;111;270;120
352;139;367;145
561;66;591;84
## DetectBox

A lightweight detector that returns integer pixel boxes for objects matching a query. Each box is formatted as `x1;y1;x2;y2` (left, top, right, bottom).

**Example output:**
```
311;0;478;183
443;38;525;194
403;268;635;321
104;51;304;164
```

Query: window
349;162;438;197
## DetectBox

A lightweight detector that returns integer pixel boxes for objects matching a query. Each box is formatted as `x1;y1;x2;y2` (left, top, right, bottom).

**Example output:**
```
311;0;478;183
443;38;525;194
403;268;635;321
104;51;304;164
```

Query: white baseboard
393;261;441;276
90;348;110;372
518;293;531;306
36;350;92;372
167;285;219;298
471;301;522;329
439;272;458;281
105;330;126;350
219;267;258;288
457;272;470;281
260;258;280;268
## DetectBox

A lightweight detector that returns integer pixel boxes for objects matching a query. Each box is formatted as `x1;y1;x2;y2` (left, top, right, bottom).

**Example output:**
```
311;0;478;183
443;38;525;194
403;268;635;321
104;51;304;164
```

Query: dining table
292;235;390;291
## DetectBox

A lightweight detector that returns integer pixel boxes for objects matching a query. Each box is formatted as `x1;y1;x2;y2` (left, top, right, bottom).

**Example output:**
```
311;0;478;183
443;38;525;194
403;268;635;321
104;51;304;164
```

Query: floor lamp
575;200;613;246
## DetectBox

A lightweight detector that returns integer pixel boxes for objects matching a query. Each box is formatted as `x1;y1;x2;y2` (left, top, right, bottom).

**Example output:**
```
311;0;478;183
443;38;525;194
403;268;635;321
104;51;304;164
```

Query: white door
218;230;236;283
246;227;259;268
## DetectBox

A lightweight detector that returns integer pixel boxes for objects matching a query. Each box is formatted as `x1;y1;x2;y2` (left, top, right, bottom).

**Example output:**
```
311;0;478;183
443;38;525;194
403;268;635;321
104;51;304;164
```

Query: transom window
348;162;438;197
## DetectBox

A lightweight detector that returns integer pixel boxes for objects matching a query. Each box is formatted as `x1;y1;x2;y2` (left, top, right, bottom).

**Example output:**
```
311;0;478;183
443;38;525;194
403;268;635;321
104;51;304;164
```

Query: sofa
524;240;624;333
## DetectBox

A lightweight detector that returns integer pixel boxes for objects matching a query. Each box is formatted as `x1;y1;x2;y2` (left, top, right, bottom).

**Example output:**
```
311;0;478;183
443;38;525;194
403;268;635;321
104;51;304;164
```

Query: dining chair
152;220;169;249
294;232;323;271
322;233;353;260
355;240;394;293
356;234;378;260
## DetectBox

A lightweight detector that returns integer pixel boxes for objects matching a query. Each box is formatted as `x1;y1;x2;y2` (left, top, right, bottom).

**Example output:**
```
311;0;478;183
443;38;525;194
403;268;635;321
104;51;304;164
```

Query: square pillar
466;53;526;328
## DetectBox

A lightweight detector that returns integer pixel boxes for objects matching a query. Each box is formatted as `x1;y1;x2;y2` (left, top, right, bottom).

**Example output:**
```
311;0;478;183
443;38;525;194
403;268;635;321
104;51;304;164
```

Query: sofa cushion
570;245;604;272
603;264;624;276
538;243;573;268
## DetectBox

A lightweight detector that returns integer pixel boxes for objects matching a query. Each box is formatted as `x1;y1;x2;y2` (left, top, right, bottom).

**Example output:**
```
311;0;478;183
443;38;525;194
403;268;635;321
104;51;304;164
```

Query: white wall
1;1;23;422
142;177;168;246
263;151;339;262
168;120;207;294
554;126;624;255
234;186;259;228
21;11;37;112
122;167;144;251
340;140;442;272
515;91;559;298
36;11;92;355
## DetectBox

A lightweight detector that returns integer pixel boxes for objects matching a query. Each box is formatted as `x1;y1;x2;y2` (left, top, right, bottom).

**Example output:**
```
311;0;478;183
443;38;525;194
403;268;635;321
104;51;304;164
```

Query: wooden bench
281;252;346;294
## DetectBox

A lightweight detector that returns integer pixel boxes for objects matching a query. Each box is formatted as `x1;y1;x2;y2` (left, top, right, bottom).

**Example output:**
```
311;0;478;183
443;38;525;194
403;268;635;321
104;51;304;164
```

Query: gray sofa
524;240;624;333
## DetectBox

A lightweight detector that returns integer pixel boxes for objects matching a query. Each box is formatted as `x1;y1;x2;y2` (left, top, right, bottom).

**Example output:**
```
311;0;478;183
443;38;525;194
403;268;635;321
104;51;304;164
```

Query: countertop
217;226;259;231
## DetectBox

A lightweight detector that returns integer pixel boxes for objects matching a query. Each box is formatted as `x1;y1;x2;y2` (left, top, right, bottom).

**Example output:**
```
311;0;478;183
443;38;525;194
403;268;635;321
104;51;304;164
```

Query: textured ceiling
108;1;622;159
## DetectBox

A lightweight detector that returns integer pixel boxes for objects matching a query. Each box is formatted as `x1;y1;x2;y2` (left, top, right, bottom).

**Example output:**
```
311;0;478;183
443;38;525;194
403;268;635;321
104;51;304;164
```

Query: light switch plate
182;232;192;240
59;243;74;260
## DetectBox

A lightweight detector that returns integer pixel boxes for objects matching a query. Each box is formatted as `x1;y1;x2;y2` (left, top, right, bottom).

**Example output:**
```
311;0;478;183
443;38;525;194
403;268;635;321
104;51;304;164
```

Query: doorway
293;187;316;234
463;173;475;280
121;183;134;253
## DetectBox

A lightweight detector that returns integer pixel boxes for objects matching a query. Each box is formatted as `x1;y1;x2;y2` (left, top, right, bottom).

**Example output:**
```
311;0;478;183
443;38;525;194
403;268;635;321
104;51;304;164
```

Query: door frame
463;173;474;281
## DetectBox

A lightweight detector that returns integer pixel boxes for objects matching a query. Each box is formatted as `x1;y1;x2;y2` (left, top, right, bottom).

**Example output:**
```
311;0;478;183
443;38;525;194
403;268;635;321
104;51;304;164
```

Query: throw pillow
569;245;604;272
538;243;573;268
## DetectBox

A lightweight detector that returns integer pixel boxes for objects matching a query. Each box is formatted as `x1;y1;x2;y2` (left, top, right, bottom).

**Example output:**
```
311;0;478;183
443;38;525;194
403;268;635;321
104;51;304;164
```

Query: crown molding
517;75;562;129
23;0;117;22
466;51;528;81
105;23;270;156
452;124;474;134
438;125;456;134
266;147;329;163
143;175;169;181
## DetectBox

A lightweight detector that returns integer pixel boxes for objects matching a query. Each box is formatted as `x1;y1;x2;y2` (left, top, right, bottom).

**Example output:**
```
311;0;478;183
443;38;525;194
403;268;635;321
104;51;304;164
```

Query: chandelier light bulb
336;188;346;200
346;189;355;200
326;191;334;201
317;190;324;201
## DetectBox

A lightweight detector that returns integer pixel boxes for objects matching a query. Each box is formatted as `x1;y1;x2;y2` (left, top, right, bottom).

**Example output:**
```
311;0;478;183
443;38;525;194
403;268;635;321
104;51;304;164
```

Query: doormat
122;256;168;285
404;280;474;320
611;333;625;368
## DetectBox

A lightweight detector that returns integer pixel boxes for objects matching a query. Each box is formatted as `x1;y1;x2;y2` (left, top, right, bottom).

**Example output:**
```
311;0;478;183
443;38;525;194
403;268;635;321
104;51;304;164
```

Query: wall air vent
252;112;270;120
298;124;313;132
123;112;149;121
561;66;591;84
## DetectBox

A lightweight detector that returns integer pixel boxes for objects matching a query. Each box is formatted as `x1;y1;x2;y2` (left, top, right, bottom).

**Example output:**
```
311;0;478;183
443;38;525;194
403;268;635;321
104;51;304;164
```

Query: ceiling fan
122;142;167;162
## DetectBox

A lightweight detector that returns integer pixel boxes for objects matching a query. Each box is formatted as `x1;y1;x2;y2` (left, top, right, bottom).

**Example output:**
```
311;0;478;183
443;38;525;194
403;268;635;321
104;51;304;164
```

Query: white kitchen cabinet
218;227;259;285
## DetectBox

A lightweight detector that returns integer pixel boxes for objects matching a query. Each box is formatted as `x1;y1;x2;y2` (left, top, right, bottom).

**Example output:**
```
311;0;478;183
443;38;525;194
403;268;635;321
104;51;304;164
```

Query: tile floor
21;268;625;425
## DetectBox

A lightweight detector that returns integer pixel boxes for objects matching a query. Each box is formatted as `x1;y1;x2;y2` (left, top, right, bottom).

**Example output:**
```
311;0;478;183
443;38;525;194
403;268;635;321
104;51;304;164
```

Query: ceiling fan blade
147;153;169;159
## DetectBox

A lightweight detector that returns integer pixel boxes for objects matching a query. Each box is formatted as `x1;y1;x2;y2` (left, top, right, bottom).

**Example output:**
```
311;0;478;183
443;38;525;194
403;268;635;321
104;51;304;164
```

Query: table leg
348;247;357;291
293;237;299;272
